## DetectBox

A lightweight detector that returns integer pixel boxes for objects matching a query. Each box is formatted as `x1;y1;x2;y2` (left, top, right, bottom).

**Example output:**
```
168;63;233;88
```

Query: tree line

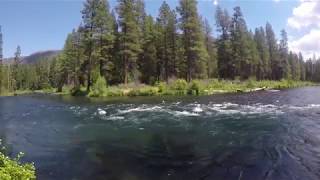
0;0;320;94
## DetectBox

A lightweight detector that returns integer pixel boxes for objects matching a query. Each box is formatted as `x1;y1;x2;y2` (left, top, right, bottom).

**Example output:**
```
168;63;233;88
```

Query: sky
0;0;318;59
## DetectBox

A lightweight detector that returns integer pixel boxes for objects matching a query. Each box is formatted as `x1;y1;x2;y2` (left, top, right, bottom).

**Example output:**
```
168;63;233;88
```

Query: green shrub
246;78;255;88
172;79;188;91
189;80;203;95
105;87;124;97
0;153;36;180
89;76;107;97
0;140;36;180
156;82;167;93
128;86;159;96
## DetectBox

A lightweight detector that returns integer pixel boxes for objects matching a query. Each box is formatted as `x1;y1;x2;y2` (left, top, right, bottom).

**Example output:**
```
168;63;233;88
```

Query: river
1;87;320;180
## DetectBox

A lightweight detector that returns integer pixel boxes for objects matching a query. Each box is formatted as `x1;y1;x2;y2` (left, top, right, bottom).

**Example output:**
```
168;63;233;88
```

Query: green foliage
127;86;159;96
89;76;107;97
117;0;143;84
172;79;188;91
189;80;203;95
156;1;179;81
156;82;167;93
105;87;124;97
246;77;255;88
0;140;36;180
178;0;208;81
0;153;36;180
139;15;158;84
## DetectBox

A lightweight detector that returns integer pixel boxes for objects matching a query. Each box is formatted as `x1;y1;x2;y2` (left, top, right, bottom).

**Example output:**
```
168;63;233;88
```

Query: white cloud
289;29;320;59
287;0;320;29
287;0;320;59
213;0;218;6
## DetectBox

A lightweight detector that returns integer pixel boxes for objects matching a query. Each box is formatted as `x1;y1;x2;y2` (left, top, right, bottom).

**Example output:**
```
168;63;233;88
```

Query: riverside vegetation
0;140;36;180
0;0;320;97
88;78;314;97
1;78;314;97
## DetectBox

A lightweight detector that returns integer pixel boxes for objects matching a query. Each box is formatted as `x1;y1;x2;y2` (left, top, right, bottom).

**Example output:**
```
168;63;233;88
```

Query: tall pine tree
254;27;271;80
230;7;252;79
203;18;217;78
266;22;280;80
0;26;3;93
117;0;142;84
279;29;291;79
157;1;178;81
12;46;21;92
215;6;234;79
177;0;208;81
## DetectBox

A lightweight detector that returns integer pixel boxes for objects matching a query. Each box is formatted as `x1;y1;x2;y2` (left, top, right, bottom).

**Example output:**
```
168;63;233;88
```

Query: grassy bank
87;78;315;97
0;79;316;97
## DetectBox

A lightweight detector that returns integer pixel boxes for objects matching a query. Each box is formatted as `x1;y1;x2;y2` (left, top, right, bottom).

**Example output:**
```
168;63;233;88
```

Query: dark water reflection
1;87;320;180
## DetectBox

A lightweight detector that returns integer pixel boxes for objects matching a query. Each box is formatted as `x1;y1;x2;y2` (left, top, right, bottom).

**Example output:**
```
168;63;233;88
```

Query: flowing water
1;87;320;180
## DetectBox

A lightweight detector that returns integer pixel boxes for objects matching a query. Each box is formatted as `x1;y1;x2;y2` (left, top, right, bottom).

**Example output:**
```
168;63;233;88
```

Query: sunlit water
1;87;320;180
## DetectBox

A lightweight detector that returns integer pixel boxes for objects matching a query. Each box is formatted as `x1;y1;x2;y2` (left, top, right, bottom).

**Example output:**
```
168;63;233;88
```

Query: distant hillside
23;50;61;64
4;50;61;64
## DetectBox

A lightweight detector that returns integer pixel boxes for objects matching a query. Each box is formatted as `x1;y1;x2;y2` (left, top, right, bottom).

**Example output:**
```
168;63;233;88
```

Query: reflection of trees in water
55;132;200;180
140;133;198;179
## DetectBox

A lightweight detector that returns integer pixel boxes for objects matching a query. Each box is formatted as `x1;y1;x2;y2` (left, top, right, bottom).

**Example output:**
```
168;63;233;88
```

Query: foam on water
71;102;320;122
106;116;125;120
170;110;200;117
98;108;107;115
118;105;163;114
192;104;203;113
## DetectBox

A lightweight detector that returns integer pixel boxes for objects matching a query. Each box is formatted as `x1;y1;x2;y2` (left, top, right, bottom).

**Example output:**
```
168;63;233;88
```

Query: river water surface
1;87;320;180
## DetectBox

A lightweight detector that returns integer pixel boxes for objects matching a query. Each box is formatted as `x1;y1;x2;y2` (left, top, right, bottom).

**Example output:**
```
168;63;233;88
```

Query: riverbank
0;79;316;97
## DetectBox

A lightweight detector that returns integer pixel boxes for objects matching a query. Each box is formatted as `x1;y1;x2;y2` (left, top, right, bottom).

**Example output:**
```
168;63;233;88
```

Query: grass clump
105;86;124;97
128;86;159;96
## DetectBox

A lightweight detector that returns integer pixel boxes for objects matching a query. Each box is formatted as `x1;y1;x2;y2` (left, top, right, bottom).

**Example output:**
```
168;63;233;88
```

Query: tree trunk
124;55;128;85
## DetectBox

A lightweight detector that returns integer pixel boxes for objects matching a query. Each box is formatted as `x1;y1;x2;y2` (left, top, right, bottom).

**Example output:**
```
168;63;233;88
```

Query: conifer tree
215;6;234;79
298;52;306;81
95;0;115;82
230;7;252;79
0;26;3;93
60;29;84;91
117;0;142;84
203;18;217;78
81;0;99;91
12;46;21;91
254;27;271;80
177;0;208;81
139;15;158;84
157;1;178;81
266;22;280;80
279;29;291;79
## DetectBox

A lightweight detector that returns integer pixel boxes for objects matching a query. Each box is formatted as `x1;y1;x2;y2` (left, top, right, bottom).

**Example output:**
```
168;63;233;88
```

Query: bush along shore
87;78;315;97
0;78;315;97
0;140;36;180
